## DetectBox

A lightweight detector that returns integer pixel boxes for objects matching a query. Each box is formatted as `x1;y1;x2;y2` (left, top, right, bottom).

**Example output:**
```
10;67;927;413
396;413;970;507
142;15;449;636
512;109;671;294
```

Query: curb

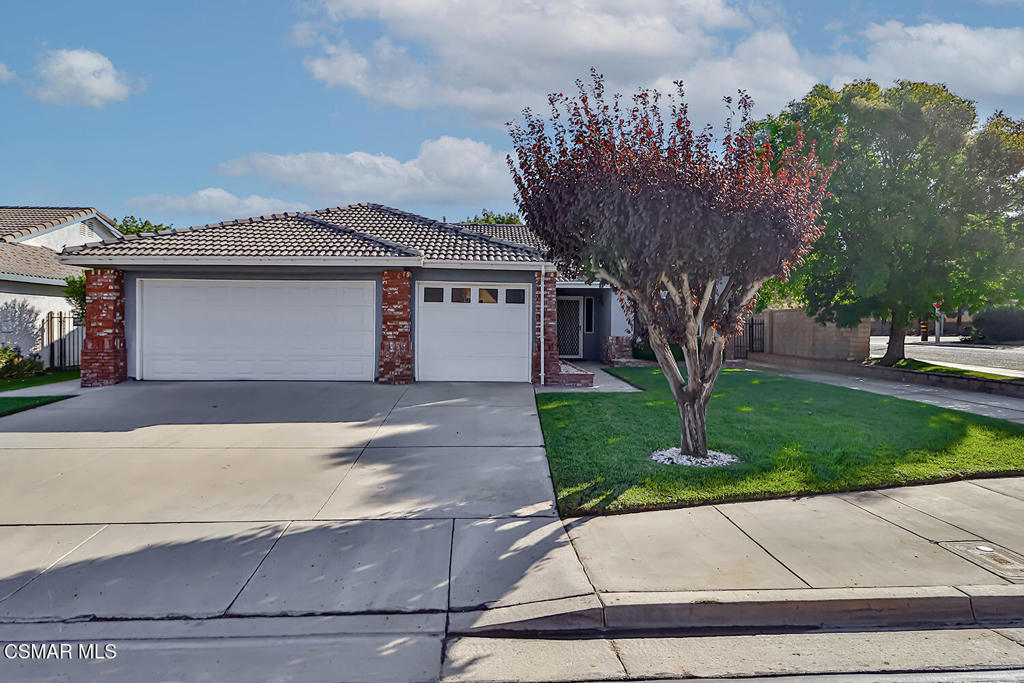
448;585;1024;635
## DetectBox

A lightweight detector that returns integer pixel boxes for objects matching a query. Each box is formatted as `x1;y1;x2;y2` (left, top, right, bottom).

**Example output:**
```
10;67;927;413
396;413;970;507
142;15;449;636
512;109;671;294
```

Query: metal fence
40;312;84;369
729;318;765;360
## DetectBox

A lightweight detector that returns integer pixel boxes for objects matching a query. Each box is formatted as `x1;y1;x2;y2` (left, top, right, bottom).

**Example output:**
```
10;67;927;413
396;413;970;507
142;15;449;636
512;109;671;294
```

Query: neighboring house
62;204;625;386
457;222;632;364
0;207;120;354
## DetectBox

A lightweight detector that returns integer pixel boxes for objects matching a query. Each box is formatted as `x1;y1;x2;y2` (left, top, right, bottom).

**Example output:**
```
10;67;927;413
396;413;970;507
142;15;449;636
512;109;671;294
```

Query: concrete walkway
747;360;1024;424
533;362;641;393
0;378;92;397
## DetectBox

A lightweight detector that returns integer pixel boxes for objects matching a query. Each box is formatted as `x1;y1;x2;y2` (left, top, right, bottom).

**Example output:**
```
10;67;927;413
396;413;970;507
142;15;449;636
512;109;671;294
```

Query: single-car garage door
416;282;531;382
139;279;375;380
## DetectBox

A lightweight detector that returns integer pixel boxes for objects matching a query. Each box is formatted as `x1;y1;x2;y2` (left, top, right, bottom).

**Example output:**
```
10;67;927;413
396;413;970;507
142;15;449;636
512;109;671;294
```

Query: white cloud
218;136;513;205
127;188;311;219
297;0;807;125
0;63;15;83
31;48;137;107
832;22;1024;105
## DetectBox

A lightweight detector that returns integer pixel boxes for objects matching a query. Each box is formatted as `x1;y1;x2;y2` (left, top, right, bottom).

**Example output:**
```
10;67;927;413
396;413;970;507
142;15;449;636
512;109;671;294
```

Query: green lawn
0;369;80;393
884;358;1021;382
0;395;72;417
536;366;1024;516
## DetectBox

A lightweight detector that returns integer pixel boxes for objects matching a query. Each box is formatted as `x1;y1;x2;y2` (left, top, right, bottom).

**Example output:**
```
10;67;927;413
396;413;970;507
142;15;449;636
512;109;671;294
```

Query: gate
747;318;765;353
40;312;84;369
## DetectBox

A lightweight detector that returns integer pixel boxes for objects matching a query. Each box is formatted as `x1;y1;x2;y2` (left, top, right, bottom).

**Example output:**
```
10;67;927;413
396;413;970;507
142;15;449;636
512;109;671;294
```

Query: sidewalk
450;476;1024;637
747;360;1024;424
6;477;1024;681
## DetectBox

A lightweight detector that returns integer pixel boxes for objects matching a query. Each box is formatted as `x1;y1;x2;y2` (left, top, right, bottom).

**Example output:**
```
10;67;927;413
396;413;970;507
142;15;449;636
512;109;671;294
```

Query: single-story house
1;207;121;355
59;203;631;387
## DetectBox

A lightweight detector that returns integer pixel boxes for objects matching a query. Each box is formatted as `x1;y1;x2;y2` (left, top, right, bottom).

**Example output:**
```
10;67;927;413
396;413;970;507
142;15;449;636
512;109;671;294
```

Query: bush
0;345;44;379
632;338;685;361
971;308;1024;343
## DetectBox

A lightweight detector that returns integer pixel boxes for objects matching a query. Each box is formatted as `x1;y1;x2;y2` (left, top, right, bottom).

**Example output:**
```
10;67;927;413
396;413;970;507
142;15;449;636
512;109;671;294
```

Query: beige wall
759;309;870;361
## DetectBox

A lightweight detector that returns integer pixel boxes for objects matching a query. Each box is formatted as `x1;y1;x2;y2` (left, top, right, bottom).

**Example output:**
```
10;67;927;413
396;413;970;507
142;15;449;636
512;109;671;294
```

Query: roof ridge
296;214;422;257
349;203;546;259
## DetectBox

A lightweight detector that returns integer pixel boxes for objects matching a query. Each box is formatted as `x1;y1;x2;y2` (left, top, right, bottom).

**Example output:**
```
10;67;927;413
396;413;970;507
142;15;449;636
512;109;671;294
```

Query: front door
557;297;583;358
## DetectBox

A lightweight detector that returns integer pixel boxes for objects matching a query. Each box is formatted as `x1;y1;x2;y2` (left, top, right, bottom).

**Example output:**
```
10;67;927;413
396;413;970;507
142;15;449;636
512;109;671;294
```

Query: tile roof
0;206;115;242
0;241;82;281
62;204;546;264
63;213;417;259
311;205;544;262
456;223;548;252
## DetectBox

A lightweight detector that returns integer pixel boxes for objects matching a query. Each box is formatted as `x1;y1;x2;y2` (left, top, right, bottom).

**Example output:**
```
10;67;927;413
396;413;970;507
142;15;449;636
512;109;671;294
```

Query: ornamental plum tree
509;72;834;458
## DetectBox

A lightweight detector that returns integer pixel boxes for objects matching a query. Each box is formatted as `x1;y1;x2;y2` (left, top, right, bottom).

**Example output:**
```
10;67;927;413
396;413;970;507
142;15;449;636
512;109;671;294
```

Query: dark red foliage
508;71;835;455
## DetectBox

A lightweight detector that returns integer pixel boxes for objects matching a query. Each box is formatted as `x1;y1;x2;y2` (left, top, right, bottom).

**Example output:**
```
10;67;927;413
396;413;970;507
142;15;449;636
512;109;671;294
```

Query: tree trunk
878;318;907;366
647;326;722;459
679;395;709;456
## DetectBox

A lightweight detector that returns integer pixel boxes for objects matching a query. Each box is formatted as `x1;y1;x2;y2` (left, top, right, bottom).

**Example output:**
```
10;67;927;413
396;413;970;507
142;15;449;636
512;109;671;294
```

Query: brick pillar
81;268;127;387
532;269;559;384
378;270;413;384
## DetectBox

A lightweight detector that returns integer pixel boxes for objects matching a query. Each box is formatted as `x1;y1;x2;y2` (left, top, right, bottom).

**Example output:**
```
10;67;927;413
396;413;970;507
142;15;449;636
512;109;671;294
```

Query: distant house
0;207;121;353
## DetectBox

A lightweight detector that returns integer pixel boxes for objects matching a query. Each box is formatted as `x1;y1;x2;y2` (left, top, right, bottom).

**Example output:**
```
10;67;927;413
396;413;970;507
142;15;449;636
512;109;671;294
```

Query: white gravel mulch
651;448;739;467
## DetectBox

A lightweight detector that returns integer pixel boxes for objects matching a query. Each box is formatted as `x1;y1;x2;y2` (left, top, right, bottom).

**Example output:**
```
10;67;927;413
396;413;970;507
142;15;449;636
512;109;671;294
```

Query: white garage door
416;282;531;382
139;279;375;381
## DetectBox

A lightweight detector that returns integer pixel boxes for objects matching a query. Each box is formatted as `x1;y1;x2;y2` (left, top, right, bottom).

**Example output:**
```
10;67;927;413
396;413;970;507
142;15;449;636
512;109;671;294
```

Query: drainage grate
940;541;1024;580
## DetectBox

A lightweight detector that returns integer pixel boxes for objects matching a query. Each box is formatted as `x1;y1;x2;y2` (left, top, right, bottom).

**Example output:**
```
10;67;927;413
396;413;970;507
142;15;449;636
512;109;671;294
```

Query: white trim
556;280;605;289
0;273;68;286
11;212;120;243
135;278;376;381
558;295;585;359
420;259;552;270
414;280;533;382
61;255;422;267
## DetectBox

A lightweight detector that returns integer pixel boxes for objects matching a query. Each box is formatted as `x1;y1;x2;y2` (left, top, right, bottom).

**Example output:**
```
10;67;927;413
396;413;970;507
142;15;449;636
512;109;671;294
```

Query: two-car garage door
137;278;533;382
139;280;375;381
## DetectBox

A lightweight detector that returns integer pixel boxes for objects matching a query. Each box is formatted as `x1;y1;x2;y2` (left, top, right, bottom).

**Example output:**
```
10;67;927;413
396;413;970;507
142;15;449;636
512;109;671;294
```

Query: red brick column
532;270;559;384
81;268;127;387
378;270;414;384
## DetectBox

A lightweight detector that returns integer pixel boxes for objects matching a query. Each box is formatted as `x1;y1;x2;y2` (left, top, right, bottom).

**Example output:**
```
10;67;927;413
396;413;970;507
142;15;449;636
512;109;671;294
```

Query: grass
0;369;80;393
0;395;72;417
883;358;1021;382
535;366;1024;516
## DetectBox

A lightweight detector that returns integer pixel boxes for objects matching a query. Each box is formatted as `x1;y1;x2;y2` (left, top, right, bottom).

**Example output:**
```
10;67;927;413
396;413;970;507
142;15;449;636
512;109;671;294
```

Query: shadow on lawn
537;367;1024;516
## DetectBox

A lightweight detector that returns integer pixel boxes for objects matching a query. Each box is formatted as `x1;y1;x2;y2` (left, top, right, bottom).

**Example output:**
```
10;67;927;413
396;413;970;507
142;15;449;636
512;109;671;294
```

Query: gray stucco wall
121;266;541;381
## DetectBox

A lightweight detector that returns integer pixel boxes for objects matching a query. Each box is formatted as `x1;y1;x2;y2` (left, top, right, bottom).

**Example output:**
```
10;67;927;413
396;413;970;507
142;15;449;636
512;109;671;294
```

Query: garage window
506;288;526;304
479;288;499;304
423;287;444;302
451;287;472;303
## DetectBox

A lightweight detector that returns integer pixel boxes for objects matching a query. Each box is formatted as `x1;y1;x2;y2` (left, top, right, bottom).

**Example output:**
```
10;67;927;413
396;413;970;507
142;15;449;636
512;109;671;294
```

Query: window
451;287;472;303
478;288;499;304
423;287;444;303
505;288;526;304
584;297;595;333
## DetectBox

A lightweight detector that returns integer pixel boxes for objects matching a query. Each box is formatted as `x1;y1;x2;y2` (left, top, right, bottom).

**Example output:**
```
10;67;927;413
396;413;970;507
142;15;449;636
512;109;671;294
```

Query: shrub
0;345;44;379
632;338;685;361
972;308;1024;343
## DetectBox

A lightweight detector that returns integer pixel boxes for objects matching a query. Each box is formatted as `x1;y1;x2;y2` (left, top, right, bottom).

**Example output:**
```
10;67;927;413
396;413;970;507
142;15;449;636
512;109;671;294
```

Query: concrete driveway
0;381;589;627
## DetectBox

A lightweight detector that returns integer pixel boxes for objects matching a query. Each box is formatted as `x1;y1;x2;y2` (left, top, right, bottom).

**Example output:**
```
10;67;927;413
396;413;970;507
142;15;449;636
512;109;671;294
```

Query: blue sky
2;0;1022;228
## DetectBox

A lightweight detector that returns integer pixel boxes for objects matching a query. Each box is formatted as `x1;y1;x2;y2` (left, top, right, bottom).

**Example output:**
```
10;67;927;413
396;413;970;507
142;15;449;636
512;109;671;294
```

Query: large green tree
463;209;522;224
759;81;1024;364
116;215;171;234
